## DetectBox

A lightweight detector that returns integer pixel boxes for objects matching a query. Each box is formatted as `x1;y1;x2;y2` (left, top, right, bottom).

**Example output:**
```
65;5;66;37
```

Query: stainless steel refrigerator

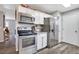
42;18;58;48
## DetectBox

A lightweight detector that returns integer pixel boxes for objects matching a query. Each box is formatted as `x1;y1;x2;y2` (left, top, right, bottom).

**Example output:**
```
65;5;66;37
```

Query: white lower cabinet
42;34;47;48
36;33;47;50
36;34;42;50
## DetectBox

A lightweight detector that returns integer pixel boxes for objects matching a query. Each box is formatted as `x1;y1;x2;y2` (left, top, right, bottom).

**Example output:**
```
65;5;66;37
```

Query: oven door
22;37;35;48
19;35;36;53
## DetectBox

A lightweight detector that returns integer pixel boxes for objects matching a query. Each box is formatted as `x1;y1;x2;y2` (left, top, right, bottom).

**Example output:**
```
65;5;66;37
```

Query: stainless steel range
17;23;37;54
18;30;37;54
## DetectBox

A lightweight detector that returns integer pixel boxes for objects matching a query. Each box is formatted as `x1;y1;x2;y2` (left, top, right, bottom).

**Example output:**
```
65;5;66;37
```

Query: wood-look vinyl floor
0;42;17;54
0;42;79;54
37;42;79;54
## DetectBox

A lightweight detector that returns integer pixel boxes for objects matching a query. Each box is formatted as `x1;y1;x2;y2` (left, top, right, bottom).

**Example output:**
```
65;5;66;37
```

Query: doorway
5;19;16;47
0;19;17;54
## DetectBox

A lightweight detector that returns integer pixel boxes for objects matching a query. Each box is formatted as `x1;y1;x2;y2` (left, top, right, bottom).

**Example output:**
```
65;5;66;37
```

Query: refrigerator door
48;18;58;48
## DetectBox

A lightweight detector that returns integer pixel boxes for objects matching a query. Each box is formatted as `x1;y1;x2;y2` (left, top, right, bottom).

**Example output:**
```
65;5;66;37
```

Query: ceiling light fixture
62;4;71;8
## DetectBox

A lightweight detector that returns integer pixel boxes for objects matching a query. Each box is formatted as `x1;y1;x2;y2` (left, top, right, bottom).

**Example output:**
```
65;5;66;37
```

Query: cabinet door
39;16;44;24
36;34;42;50
42;33;47;48
34;12;40;24
34;13;44;24
34;16;40;24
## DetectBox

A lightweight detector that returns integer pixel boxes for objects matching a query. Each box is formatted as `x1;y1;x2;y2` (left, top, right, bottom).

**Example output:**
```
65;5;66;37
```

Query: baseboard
35;46;47;53
61;41;79;47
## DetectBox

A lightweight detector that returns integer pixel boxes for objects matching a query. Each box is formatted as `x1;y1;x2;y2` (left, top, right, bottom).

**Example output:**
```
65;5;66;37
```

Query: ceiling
28;4;79;14
0;4;79;18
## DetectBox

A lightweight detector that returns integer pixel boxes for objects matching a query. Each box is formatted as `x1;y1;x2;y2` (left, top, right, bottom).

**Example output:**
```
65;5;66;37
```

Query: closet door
63;12;79;46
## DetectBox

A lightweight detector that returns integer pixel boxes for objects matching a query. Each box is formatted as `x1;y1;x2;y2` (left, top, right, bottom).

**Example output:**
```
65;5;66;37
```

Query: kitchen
0;4;79;54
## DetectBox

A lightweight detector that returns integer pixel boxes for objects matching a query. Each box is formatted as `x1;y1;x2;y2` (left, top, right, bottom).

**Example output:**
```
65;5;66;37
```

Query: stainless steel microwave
19;15;35;24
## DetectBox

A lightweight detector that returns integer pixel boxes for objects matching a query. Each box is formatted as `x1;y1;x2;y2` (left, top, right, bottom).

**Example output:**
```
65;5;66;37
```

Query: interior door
63;12;79;46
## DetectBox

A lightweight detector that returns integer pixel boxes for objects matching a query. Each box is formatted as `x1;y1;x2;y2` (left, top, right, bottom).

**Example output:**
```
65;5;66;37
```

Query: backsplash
35;25;42;32
17;23;34;30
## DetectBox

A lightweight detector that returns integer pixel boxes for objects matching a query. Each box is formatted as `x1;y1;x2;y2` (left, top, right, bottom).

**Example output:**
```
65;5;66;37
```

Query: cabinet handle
42;37;43;39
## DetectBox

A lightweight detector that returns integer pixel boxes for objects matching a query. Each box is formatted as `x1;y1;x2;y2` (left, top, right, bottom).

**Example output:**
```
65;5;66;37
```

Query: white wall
62;9;79;46
0;11;4;42
5;19;16;46
5;9;15;20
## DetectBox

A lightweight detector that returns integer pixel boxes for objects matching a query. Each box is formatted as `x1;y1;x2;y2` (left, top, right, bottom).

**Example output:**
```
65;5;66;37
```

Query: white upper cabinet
39;13;44;24
34;12;44;24
34;12;40;24
34;16;40;24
